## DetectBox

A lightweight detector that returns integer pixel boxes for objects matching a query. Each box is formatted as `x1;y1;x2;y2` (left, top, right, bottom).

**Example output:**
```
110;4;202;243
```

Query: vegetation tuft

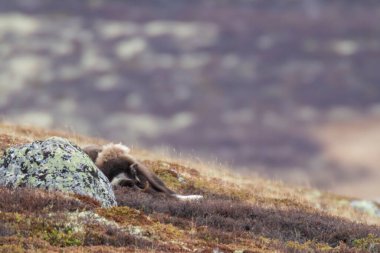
0;187;95;213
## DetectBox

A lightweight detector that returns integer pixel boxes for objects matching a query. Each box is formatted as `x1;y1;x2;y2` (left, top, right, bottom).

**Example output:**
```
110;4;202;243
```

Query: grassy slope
0;121;380;253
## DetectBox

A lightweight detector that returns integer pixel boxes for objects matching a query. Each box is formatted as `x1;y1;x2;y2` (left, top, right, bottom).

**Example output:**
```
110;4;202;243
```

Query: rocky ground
1;0;380;199
1;122;380;252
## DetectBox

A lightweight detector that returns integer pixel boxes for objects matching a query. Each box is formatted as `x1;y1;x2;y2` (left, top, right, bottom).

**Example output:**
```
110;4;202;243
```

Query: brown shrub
83;224;151;248
0;187;96;213
82;224;180;251
0;236;53;251
115;187;380;247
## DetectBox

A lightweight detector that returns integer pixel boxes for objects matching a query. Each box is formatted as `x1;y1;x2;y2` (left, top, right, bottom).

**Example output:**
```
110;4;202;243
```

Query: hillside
1;122;380;252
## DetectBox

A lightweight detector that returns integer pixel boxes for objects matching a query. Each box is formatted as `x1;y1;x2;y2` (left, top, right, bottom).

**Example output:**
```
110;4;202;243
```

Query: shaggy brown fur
83;144;177;196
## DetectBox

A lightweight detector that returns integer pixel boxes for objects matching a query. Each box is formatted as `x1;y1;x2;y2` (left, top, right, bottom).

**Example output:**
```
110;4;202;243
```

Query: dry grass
1;122;380;252
0;120;106;151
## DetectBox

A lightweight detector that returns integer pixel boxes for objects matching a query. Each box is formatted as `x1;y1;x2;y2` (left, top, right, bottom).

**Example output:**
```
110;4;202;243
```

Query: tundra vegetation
0;122;379;252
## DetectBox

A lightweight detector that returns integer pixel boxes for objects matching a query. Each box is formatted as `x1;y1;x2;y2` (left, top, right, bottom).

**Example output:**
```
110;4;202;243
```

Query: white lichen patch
115;38;148;60
95;20;139;39
330;40;358;56
0;13;40;36
81;48;113;72
351;200;380;217
144;21;218;40
66;210;154;240
66;211;120;233
144;21;219;49
125;225;146;236
8;55;48;81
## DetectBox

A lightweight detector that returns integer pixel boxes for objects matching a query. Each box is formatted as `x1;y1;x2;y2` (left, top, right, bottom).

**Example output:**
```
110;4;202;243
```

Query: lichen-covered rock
350;200;380;217
0;137;116;207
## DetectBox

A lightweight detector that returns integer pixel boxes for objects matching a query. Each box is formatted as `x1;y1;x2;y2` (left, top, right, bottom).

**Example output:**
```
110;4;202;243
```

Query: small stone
350;200;380;217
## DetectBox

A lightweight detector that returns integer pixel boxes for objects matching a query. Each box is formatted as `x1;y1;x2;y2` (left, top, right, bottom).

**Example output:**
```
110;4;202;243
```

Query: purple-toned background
1;0;380;198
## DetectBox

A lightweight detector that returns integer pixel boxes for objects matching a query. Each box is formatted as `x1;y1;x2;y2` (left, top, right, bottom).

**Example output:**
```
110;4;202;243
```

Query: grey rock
350;200;380;217
0;137;116;207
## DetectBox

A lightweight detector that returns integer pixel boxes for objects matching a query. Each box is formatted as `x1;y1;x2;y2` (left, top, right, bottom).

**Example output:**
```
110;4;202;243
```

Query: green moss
286;240;333;252
154;169;182;190
27;217;83;247
96;206;151;226
42;226;83;247
0;245;24;253
147;162;182;189
1;212;84;247
0;212;27;230
149;222;184;241
353;234;380;252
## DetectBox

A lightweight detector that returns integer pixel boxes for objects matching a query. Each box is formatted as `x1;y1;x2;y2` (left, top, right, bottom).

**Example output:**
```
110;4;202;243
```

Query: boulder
0;137;116;207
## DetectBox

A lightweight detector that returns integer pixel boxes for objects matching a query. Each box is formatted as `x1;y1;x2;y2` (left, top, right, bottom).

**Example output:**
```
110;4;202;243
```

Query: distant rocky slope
1;123;380;252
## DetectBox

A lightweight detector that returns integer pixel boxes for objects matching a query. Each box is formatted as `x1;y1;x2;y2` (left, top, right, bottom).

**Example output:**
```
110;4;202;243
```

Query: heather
1;122;380;252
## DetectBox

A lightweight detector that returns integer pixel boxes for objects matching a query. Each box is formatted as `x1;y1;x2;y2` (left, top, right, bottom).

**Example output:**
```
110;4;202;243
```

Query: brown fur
83;144;175;195
83;145;102;162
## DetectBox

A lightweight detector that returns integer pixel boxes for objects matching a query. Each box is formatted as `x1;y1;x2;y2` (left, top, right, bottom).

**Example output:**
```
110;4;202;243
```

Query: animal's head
83;143;144;188
83;143;134;168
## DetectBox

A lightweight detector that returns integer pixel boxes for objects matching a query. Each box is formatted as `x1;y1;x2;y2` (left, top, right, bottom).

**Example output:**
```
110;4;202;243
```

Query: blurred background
1;0;380;200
